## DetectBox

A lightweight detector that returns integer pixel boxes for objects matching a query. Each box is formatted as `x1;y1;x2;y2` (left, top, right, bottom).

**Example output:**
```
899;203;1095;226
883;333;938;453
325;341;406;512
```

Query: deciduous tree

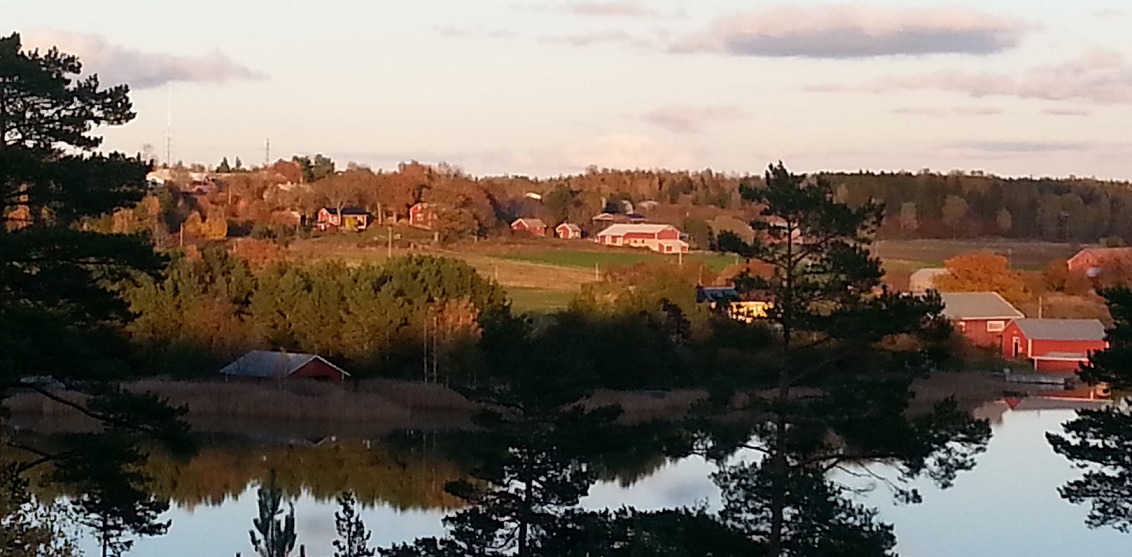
933;251;1029;305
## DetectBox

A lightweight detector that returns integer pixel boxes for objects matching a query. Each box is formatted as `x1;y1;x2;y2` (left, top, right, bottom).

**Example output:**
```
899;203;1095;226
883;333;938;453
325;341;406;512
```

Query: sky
8;1;1132;179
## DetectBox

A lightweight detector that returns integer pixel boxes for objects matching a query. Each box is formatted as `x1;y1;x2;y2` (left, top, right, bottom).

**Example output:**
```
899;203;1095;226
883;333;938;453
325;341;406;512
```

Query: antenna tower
163;84;173;165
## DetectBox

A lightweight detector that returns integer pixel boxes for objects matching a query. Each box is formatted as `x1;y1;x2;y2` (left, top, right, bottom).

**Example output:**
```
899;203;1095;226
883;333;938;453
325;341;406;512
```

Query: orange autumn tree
932;251;1030;305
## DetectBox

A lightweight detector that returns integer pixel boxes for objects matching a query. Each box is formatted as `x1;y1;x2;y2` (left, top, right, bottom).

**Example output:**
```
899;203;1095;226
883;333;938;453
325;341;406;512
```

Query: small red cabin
1001;319;1108;372
556;223;582;239
511;218;548;236
409;203;436;229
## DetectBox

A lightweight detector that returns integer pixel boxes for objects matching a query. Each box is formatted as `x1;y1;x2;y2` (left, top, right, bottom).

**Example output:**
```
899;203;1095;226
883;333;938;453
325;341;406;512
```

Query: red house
219;350;350;383
409;202;436;229
939;292;1025;347
1067;247;1132;278
595;223;688;254
1001;319;1107;372
511;218;548;236
556;223;582;239
317;207;371;231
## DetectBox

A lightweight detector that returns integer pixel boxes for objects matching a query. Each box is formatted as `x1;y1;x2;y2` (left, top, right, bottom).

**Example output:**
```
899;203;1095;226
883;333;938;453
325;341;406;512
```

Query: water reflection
14;396;1132;556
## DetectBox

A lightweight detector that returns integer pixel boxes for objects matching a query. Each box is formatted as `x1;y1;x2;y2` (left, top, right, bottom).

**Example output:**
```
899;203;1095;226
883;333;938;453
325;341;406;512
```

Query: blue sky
9;1;1132;178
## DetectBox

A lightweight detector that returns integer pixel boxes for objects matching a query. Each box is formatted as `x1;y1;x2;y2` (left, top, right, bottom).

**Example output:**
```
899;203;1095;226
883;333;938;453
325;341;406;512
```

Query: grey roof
219;350;348;379
1014;319;1107;342
939;292;1024;320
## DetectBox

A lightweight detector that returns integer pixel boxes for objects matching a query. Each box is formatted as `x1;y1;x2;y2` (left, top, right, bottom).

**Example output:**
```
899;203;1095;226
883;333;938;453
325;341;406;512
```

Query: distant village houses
595;223;688;254
592;212;646;225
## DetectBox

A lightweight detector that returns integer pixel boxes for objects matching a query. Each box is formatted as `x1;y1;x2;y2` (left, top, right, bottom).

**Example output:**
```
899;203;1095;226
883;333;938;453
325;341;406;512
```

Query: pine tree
250;470;297;557
714;162;989;557
333;493;375;557
217;157;232;173
1048;288;1132;531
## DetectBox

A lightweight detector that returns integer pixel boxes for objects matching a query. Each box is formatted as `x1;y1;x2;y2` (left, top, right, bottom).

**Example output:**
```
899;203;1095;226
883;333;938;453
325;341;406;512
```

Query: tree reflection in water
1049;288;1132;532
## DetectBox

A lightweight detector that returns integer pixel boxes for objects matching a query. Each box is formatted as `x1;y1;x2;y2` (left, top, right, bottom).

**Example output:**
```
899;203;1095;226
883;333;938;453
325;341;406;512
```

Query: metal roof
595;223;677;237
939;292;1024;320
219;350;349;379
513;218;547;228
1013;319;1107;342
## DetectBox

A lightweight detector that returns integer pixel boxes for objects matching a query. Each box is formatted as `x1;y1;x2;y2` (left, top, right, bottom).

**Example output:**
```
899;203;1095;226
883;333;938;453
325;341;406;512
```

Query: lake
46;397;1130;556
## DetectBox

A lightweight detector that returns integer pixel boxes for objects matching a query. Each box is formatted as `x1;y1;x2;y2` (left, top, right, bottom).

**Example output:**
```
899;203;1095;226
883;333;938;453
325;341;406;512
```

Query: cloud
540;30;657;48
670;5;1026;58
892;106;1001;117
1042;107;1089;116
935;140;1091;160
643;105;750;133
563;1;657;18
21;29;262;89
817;49;1132;104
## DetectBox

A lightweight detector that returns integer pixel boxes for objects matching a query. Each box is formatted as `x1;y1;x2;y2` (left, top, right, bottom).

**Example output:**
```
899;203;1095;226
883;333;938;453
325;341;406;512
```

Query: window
986;320;1006;333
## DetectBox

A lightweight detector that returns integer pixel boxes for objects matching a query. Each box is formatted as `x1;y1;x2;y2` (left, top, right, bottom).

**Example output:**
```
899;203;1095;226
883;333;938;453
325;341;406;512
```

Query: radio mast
163;84;173;166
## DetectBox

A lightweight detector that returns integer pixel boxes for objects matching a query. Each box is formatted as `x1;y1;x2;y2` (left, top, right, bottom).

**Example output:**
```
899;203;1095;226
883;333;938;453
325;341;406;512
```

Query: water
55;398;1130;556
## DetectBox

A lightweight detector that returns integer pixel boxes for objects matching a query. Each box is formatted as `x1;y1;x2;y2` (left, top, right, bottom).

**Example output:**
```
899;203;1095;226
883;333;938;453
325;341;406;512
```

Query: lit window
987;320;1006;332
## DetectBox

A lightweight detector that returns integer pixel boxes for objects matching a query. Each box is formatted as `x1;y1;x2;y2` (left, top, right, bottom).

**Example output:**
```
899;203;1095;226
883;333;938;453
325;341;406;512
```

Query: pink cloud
671;5;1027;58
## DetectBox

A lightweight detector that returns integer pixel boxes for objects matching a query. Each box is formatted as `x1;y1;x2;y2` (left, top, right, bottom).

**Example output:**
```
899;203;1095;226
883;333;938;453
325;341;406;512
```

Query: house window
986;320;1006;333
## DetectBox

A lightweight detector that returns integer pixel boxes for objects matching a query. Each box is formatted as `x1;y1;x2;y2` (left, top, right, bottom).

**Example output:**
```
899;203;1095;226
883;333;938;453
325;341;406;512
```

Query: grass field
499;249;740;273
873;239;1079;270
507;287;578;313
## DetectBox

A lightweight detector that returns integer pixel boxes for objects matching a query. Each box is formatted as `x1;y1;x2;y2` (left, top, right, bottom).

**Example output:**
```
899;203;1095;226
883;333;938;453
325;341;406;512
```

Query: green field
507;287;578;313
499;249;739;273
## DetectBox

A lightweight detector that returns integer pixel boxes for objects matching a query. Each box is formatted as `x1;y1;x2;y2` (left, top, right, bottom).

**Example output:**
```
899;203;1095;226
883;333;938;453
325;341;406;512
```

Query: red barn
409;202;436;229
511;218;548;236
1067;247;1132;278
939;292;1025;347
556;223;582;239
595;223;688;254
219;350;349;383
1001;318;1108;372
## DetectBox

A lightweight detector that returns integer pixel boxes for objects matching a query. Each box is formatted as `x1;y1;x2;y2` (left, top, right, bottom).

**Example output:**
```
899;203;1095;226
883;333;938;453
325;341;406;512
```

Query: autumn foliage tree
933;252;1029;305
